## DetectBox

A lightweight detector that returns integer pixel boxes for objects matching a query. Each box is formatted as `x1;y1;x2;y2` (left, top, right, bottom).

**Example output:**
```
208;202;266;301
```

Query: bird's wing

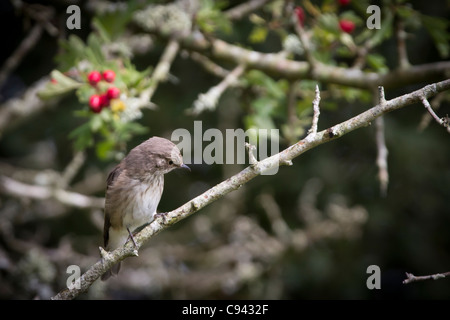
106;164;123;189
103;164;124;248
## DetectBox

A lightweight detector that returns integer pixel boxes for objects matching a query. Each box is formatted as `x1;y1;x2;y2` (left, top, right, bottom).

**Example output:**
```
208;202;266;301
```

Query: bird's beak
180;164;191;171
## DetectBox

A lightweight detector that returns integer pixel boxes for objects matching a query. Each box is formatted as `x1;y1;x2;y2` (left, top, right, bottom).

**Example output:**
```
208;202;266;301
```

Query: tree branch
225;0;272;20
0;23;43;90
0;77;58;135
190;64;246;115
149;29;450;89
403;271;450;284
395;17;410;69
421;96;450;133
140;39;180;106
307;85;321;135
0;176;104;209
375;87;389;196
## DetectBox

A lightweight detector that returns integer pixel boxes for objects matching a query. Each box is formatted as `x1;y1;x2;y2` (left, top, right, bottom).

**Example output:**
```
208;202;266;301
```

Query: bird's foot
126;227;138;249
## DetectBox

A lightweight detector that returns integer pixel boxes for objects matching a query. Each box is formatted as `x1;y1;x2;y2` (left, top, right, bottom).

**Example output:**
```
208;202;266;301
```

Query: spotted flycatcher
101;136;189;280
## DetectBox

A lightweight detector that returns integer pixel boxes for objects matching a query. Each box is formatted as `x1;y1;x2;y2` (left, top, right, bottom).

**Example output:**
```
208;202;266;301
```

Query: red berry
102;70;116;83
338;0;351;6
339;19;355;33
106;86;120;100
87;71;102;86
99;93;110;107
89;94;102;113
294;7;305;27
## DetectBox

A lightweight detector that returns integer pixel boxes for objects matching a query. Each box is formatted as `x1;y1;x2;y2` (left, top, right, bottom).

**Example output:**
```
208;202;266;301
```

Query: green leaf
89;114;103;132
355;10;393;48
121;60;151;89
244;70;286;100
249;26;268;43
55;35;87;71
96;139;115;160
421;14;450;58
92;1;139;40
85;34;105;67
92;18;111;43
68;121;94;151
38;70;82;100
244;114;276;132
115;121;149;142
297;99;314;117
317;13;340;34
366;53;388;73
252;97;278;116
75;85;96;104
339;86;371;103
196;0;232;34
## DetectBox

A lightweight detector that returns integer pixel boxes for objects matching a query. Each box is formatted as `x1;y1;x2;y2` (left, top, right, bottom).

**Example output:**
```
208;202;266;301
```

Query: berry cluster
87;70;121;113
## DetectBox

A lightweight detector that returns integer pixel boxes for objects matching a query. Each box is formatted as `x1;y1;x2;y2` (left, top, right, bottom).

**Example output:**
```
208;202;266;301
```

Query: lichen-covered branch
403;271;450;284
0;176;104;209
141;39;180;104
225;0;272;20
51;79;450;300
147;27;450;90
0;77;58;135
190;64;246;115
374;87;389;196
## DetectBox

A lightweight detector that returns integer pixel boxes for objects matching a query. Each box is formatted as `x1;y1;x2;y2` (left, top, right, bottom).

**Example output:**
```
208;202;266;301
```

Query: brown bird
101;136;189;280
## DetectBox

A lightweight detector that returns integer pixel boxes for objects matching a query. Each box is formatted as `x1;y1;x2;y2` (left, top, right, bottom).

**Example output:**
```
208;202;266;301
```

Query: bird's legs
126;226;138;248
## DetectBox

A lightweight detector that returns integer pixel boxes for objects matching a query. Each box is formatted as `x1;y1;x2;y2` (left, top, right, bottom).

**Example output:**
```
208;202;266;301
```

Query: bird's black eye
168;160;173;165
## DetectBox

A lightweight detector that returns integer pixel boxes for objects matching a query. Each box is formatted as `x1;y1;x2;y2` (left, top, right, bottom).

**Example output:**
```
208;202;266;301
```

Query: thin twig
57;151;86;189
0;23;43;89
258;192;291;243
375;86;389;196
292;13;317;72
395;18;410;69
190;64;246;115
284;80;300;144
245;143;258;165
418;92;447;131
307;85;321;135
225;0;272;20
189;51;230;78
0;176;104;209
403;271;450;284
421;96;450;132
142;39;180;103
